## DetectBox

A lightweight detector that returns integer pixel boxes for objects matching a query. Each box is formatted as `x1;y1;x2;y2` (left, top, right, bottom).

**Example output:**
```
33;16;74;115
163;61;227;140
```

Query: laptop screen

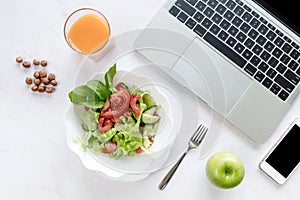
254;0;300;36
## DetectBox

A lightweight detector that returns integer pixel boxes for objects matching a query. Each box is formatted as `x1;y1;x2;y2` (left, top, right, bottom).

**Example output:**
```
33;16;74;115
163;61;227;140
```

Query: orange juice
68;13;110;54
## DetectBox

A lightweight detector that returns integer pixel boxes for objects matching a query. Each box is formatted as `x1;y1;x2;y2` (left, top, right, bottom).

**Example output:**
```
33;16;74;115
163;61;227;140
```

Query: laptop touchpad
169;37;252;116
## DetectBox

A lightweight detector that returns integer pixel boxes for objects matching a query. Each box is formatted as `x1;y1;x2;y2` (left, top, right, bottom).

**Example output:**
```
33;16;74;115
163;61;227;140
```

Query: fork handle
158;149;189;190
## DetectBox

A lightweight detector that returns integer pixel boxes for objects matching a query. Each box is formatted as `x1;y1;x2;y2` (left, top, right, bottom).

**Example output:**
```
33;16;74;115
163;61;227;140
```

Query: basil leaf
68;85;105;109
104;63;116;92
86;80;111;101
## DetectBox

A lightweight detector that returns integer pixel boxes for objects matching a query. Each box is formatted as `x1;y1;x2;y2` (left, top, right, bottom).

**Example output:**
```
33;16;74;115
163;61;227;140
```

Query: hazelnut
41;60;47;67
34;78;41;86
50;80;57;86
22;61;31;68
41;78;50;85
45;87;53;93
48;73;55;81
33;59;40;66
38;86;45;92
40;70;47;78
25;77;33;85
33;71;40;79
16;56;23;63
31;85;38;91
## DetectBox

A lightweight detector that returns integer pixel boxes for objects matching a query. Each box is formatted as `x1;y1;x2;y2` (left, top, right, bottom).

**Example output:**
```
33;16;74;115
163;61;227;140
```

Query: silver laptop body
134;0;300;144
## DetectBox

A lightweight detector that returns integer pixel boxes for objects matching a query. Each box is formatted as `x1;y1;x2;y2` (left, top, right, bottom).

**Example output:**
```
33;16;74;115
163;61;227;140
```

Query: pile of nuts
16;56;58;93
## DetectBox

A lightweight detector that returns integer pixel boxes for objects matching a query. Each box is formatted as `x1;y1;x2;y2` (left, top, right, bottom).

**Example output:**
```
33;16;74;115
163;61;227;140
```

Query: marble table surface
0;0;299;199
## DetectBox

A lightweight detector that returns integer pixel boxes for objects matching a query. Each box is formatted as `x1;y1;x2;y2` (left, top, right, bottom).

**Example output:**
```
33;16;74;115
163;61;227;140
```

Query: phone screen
265;124;300;178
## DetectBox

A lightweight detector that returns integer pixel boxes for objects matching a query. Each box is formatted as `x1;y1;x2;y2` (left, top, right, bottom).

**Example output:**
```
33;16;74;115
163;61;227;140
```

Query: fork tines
192;124;208;143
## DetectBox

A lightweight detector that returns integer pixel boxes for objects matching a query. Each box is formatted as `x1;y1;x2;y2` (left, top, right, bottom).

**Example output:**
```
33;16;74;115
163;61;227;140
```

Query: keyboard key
236;32;247;42
194;12;205;23
235;0;243;6
232;16;243;27
240;22;251;34
186;0;198;6
204;7;214;18
216;4;226;15
278;90;289;101
194;24;207;37
256;35;267;46
283;35;292;43
259;17;267;24
212;13;222;24
244;38;255;49
242;12;252;22
280;54;291;65
242;49;253;60
284;69;300;85
291;42;299;49
228;26;239;36
266;30;276;41
254;71;265;82
185;18;197;29
201;18;213;29
272;47;283;58
208;0;219;9
250;55;261;66
268;57;279;68
260;51;271;62
262;77;273;88
288;60;299;70
267;23;275;31
224;10;235;21
276;63;287;74
258;24;268;35
225;0;236;10
264;41;275;51
169;6;180;17
276;29;284;37
290;49;300;60
218;30;229;41
204;32;247;68
210;24;221;35
234;6;244;16
243;4;251;12
249;18;260;29
226;36;237;47
274;74;295;93
234;43;245;53
177;12;188;23
252;44;263;55
244;63;257;76
248;29;259;40
258;62;269;72
274;37;284;48
282;43;292;54
219;0;227;3
195;1;206;12
175;0;196;16
251;10;259;18
270;83;281;95
220;19;231;30
266;68;277;79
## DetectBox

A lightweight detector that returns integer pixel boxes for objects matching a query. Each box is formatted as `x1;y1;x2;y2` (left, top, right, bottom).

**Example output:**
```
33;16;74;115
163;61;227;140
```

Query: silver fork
158;124;208;190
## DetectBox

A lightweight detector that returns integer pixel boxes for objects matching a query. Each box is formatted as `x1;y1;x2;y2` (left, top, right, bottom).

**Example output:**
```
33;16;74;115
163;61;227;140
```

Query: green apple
206;151;245;189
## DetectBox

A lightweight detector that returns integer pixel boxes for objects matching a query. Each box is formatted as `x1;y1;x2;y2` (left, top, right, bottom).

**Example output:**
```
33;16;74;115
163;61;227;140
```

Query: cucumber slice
142;113;160;124
143;105;157;115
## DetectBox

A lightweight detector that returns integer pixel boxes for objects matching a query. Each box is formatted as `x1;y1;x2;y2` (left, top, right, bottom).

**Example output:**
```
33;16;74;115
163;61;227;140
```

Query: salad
68;64;161;159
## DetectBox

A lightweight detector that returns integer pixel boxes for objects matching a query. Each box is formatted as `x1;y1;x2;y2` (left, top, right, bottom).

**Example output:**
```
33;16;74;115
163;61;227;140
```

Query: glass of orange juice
64;8;111;55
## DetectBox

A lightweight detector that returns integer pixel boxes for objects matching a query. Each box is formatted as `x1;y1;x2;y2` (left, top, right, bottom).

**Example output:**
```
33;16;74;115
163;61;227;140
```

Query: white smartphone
259;118;300;185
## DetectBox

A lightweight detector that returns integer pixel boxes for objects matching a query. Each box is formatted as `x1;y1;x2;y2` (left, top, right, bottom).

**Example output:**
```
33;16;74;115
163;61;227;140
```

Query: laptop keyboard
169;0;300;101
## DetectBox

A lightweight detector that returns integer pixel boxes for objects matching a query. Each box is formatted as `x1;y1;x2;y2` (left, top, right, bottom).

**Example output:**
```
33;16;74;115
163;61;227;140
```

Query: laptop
134;0;300;144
